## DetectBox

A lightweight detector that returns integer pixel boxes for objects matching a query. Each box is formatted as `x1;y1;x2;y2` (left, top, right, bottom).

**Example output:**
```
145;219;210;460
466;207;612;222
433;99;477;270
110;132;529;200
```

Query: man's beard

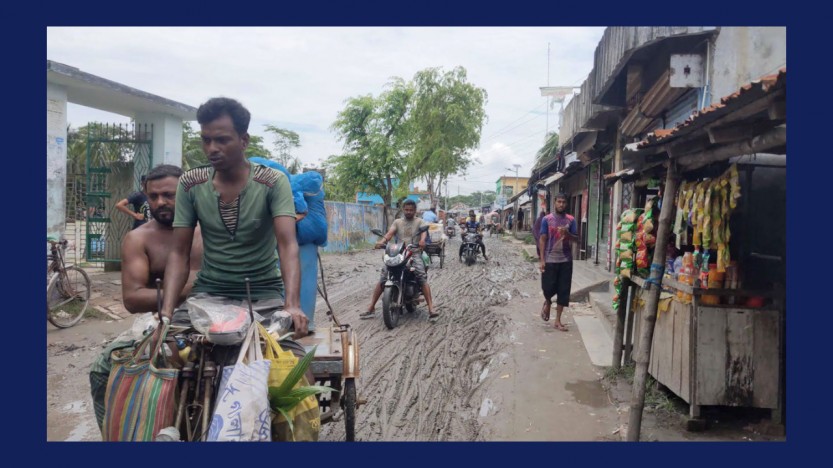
152;207;174;226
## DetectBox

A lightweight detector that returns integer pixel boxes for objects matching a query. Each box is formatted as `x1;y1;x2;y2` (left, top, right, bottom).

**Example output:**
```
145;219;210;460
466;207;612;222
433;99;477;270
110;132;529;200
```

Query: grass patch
604;364;635;384
50;298;106;321
604;365;680;415
349;240;374;251
521;249;538;263
523;235;536;245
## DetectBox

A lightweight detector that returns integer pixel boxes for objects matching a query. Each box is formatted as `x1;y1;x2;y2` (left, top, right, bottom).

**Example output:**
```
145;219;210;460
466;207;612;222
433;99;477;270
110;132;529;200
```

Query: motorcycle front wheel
382;285;401;329
466;249;477;266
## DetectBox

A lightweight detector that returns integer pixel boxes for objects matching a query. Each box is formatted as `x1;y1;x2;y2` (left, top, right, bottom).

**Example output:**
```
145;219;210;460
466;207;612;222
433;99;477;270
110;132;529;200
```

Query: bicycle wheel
47;266;92;328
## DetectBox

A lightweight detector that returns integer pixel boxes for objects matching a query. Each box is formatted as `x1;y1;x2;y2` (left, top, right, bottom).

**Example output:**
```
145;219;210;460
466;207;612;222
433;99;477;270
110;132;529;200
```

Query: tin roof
633;68;786;150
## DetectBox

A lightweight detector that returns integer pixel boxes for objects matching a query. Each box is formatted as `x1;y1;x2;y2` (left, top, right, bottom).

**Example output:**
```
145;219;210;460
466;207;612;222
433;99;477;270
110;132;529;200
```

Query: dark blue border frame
24;0;816;464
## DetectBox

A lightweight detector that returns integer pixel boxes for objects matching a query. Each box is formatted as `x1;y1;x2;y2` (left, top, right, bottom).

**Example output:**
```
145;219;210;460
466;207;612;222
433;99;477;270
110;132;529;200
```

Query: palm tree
534;132;560;168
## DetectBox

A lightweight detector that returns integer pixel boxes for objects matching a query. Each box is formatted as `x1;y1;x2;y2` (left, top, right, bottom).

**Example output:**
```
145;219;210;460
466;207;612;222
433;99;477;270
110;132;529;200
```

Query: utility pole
506;164;521;235
445;179;449;213
546;42;550;139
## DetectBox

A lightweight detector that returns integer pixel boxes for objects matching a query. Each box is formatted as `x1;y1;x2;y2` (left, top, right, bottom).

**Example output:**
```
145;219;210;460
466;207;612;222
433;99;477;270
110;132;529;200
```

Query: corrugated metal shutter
664;90;698;129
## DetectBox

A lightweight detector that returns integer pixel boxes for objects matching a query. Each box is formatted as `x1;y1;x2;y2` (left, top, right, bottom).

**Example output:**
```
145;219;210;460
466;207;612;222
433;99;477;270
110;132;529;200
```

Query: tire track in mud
316;236;536;441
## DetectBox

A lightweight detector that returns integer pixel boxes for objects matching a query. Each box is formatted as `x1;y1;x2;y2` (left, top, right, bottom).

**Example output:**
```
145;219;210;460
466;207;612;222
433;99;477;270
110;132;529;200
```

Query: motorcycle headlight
384;253;404;267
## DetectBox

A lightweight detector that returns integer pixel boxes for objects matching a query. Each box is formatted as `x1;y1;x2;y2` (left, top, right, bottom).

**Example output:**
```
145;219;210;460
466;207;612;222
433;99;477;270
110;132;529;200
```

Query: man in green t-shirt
161;97;309;338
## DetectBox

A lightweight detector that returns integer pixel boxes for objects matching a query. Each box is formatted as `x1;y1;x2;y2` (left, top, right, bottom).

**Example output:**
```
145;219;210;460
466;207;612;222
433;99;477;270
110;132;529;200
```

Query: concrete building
495;176;529;199
47;60;197;242
527;27;786;270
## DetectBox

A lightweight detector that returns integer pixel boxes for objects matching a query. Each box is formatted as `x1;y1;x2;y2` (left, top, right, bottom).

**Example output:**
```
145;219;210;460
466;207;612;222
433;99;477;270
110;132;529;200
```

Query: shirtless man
121;165;203;313
90;164;203;432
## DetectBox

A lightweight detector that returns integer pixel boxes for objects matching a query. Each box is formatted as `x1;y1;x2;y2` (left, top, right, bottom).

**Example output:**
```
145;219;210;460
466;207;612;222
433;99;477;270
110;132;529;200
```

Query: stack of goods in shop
615;208;642;280
668;164;744;305
612;208;643;312
635;198;659;278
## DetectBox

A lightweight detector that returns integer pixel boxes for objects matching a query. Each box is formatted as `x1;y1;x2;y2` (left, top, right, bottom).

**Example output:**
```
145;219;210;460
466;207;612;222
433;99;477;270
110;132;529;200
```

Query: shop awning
629;69;786;152
622;68;786;172
603;168;635;185
542;172;564;186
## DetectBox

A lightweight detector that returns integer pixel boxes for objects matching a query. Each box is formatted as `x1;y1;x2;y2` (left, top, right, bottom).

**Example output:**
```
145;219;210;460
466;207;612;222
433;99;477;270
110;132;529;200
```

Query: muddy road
316;234;539;441
47;233;620;441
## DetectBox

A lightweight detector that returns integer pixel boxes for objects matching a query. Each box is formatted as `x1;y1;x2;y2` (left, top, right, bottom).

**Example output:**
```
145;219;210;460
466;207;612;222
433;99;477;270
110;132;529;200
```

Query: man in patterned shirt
161;98;309;338
539;193;578;332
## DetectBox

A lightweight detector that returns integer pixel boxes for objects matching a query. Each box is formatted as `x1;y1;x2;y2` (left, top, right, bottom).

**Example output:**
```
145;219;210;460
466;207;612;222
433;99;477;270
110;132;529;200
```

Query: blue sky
47;27;604;195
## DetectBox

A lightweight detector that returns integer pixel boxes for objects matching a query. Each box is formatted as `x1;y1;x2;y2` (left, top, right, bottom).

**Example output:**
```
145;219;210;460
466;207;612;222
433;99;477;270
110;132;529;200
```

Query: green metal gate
85;123;153;262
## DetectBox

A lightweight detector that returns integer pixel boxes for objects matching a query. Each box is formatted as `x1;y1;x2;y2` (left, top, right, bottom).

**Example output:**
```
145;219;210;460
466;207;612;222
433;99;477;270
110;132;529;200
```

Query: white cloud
48;27;604;193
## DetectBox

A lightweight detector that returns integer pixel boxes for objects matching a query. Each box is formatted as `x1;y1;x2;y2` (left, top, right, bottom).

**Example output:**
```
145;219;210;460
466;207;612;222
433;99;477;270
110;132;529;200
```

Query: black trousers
542;262;573;306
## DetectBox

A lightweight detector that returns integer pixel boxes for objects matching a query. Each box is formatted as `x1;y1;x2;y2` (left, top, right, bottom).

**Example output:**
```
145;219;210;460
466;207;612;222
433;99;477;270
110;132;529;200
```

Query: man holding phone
538;193;578;332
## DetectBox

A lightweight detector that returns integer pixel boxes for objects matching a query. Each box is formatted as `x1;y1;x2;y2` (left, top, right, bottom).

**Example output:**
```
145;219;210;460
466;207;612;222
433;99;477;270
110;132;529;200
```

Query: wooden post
611;277;630;369
626;162;681;442
624;283;637;363
674;127;785;171
611;126;624;271
594;160;603;264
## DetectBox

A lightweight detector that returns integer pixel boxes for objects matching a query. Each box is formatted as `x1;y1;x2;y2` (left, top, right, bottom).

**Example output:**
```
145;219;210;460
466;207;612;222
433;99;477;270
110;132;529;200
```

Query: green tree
181;122;207;170
326;78;414;225
535;131;560;167
245;134;273;160
182;122;273;170
264;126;302;174
447;190;496;210
409;67;488;209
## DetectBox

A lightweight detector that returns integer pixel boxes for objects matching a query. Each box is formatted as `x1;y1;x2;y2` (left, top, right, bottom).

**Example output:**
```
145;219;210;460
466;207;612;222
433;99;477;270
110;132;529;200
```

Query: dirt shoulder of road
477;278;620;441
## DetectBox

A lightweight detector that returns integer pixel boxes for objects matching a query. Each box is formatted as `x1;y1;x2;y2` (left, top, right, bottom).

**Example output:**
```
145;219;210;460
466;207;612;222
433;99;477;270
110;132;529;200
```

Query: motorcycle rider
459;209;488;261
360;199;439;322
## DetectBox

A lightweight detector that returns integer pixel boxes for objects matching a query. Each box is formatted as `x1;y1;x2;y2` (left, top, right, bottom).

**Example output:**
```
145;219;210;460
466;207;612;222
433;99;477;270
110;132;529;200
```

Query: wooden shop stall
608;69;786;432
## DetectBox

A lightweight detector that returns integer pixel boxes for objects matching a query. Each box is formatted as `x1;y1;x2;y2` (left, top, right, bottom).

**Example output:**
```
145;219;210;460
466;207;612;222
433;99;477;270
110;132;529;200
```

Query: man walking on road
539;193;577;332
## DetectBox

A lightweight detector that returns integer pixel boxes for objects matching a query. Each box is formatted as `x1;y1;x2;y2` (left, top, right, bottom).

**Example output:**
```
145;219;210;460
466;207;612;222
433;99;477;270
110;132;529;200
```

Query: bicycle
47;237;91;328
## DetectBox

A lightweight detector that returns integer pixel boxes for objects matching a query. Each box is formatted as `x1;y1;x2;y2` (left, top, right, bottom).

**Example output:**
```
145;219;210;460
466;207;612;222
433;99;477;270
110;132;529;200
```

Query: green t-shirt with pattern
173;162;296;300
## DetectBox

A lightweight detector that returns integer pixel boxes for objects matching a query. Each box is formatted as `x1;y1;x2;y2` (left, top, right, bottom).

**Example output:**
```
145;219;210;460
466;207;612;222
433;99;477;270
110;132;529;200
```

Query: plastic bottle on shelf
674;256;684;281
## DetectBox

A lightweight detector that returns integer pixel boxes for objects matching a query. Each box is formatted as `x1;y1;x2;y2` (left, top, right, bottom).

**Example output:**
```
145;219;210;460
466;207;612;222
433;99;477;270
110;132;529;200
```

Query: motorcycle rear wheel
382;286;401;329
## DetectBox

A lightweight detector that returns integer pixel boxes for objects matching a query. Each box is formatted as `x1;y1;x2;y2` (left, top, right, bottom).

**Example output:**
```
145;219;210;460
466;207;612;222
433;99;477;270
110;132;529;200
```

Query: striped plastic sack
102;322;179;441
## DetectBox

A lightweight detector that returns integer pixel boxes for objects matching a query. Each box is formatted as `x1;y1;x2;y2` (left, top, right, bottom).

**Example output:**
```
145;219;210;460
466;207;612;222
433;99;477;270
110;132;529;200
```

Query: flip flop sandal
428;312;440;322
555;324;569;332
359;310;375;319
541;302;550;322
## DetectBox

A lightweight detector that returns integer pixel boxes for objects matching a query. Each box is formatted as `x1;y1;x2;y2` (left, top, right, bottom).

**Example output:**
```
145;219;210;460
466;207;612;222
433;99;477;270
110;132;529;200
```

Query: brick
95;306;123;321
109;304;132;319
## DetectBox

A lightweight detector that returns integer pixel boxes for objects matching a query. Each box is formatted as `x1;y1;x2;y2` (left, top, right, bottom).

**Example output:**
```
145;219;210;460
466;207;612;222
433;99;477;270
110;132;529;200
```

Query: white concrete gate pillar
47;83;68;241
135;112;184;169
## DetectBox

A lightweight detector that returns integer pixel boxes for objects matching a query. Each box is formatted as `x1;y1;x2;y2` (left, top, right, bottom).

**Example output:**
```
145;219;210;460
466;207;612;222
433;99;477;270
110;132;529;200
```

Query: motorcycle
370;225;430;330
461;230;481;266
445;223;456;237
